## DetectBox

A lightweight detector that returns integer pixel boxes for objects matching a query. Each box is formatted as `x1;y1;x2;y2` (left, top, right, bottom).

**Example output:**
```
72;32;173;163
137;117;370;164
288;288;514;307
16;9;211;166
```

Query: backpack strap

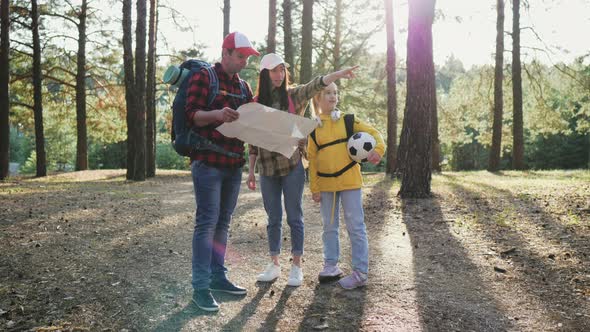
309;130;318;148
317;161;357;177
344;113;354;139
312;113;358;178
205;66;218;107
310;114;353;151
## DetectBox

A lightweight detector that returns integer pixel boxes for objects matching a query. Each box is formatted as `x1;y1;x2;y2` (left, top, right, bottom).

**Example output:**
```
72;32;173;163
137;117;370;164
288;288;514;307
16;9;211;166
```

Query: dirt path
1;170;589;331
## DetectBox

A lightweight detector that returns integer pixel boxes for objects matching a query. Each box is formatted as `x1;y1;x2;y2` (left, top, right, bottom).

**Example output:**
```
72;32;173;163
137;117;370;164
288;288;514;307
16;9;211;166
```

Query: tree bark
31;0;47;177
122;0;136;179
134;0;147;181
299;0;313;84
267;0;276;53
511;0;525;169
75;0;88;171
282;0;294;78
0;0;9;180
146;0;158;178
223;0;230;38
489;0;504;171
397;0;435;198
384;0;398;175
431;80;440;172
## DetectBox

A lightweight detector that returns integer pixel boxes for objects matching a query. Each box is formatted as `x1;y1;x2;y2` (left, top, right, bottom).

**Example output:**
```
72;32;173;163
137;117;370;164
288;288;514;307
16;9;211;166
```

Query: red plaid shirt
185;63;253;168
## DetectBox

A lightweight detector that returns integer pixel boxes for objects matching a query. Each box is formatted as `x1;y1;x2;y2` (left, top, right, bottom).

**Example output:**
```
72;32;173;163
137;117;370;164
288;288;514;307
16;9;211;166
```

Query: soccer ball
347;132;376;163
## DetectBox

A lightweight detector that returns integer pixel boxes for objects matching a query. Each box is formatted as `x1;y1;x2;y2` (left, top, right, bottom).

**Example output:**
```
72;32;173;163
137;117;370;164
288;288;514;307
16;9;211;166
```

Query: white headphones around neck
331;109;341;121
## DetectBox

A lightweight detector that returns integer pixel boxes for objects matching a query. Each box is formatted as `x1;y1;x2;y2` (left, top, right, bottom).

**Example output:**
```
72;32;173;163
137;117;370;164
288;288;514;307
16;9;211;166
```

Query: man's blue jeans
191;160;242;290
259;161;305;257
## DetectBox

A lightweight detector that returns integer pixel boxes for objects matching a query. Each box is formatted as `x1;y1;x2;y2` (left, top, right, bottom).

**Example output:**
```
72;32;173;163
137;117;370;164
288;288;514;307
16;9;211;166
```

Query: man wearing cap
185;31;259;312
247;53;360;287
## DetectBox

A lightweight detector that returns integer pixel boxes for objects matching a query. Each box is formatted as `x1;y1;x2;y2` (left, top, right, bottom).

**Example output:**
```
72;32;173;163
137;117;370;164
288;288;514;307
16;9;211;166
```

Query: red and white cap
222;31;260;57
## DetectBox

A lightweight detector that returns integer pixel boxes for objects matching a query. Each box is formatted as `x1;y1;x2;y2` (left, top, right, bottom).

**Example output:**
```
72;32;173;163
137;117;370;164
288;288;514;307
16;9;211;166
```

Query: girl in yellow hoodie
307;82;385;289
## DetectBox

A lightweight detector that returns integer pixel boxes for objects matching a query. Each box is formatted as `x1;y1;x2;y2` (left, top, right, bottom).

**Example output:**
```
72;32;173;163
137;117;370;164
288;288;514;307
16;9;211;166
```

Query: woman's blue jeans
259;161;305;257
191;160;242;290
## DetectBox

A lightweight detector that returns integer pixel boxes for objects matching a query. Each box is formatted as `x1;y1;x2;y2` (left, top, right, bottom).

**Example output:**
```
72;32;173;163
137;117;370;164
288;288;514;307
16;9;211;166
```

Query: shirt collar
214;62;240;82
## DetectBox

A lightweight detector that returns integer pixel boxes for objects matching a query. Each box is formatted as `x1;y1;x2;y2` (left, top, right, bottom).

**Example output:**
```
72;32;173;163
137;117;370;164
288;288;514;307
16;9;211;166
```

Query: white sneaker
257;263;281;282
287;265;303;287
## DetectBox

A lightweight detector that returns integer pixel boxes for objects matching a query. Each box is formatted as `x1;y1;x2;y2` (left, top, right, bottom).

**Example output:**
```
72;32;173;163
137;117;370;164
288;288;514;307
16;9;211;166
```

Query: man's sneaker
318;264;343;283
257;263;281;282
209;278;247;295
338;270;367;290
286;265;303;287
192;289;219;312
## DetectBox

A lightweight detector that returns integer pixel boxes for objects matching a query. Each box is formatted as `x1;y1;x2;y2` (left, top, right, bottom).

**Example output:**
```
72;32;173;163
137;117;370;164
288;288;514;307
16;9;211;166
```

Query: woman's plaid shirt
249;76;326;177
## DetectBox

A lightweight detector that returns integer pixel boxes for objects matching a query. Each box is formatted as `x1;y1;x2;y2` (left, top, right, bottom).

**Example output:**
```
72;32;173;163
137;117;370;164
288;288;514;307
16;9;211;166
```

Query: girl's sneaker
338;270;367;289
318;264;343;283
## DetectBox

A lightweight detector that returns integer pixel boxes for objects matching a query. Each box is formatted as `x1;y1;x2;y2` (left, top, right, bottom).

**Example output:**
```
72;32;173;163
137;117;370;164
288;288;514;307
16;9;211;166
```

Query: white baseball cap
259;53;290;72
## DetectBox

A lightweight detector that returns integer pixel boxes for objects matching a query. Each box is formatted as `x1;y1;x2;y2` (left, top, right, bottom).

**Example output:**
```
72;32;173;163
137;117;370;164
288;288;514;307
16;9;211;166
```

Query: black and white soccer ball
347;132;376;163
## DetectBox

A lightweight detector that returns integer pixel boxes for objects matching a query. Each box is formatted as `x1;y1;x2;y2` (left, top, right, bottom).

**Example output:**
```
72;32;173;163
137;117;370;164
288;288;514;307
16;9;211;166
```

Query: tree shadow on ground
441;173;590;330
298;282;366;331
152;303;215;332
401;193;513;331
221;282;272;331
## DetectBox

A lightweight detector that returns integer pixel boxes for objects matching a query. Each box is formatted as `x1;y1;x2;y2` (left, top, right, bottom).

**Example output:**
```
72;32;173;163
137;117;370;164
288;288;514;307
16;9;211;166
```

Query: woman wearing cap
247;53;358;287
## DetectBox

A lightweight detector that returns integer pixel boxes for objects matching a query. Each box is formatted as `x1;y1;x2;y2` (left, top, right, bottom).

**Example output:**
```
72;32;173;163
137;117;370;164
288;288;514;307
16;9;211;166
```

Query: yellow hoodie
307;112;385;194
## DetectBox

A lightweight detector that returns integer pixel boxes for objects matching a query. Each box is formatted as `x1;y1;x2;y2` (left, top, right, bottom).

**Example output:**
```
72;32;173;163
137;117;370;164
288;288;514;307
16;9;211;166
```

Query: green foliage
20;151;37;175
156;142;189;170
88;141;126;169
527;132;589;169
9;126;33;164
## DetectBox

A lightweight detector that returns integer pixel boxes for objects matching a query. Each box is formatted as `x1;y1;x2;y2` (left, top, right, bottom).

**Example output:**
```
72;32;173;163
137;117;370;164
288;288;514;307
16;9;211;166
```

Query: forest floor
1;169;589;332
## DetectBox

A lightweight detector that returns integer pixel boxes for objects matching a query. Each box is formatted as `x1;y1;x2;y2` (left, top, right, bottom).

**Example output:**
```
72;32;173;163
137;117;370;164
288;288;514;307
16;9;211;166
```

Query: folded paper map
217;102;318;158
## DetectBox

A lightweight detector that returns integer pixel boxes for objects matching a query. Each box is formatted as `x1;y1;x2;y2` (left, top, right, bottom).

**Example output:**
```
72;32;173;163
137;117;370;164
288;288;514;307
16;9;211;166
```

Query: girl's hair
310;83;337;118
256;68;290;110
310;91;322;119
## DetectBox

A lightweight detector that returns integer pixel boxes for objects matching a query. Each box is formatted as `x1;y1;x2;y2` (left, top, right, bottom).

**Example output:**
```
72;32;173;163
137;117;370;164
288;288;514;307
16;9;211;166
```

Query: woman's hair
256;68;290;110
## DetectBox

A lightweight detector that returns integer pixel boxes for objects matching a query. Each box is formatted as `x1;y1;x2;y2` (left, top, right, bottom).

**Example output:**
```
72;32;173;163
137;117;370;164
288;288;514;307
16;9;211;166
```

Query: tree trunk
223;0;230;38
397;0;435;198
267;0;276;53
122;0;136;179
146;0;158;178
333;0;342;73
75;0;88;171
489;0;504;172
384;0;398;176
300;0;313;84
511;0;524;169
0;0;9;180
134;0;147;181
282;0;294;78
31;0;46;177
431;83;440;172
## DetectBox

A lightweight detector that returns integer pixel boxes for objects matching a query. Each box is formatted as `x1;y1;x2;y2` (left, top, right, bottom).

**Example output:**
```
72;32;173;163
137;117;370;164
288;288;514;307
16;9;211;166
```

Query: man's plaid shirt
249;76;326;177
185;63;253;168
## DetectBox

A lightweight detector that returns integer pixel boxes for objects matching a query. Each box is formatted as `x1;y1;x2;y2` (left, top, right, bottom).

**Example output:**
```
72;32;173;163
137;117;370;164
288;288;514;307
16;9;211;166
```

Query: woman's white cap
260;53;290;72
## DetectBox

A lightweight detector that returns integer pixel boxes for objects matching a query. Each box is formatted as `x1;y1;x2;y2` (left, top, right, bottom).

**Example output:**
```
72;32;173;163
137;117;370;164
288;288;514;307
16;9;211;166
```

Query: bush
156;142;189;170
9;127;33;164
